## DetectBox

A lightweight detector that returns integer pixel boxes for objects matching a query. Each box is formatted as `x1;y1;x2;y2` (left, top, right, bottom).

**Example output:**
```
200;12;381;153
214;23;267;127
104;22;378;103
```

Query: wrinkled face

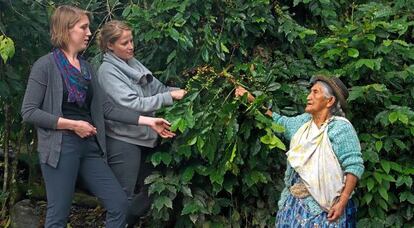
67;15;91;52
108;29;134;61
305;82;334;115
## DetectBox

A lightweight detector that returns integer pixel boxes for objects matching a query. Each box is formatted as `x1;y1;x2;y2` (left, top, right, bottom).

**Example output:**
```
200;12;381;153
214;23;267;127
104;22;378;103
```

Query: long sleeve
101;94;141;125
272;112;311;140
21;59;59;129
98;68;173;113
329;120;365;179
149;76;179;95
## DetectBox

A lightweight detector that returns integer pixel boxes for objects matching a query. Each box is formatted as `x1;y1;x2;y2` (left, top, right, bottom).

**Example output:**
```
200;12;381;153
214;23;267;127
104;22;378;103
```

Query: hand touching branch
139;116;176;138
234;86;273;117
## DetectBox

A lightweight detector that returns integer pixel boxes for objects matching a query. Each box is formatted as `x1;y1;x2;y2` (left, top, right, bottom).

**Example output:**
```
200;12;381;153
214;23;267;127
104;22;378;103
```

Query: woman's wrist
265;109;273;117
339;193;351;204
138;116;153;126
57;117;78;131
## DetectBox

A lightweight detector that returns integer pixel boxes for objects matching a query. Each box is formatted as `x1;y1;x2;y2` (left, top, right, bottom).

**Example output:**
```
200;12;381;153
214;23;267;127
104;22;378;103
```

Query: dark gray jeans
106;136;154;225
40;133;128;228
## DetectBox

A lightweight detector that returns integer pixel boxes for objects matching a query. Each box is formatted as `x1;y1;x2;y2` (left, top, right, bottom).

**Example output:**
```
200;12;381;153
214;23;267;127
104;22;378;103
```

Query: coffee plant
0;0;413;227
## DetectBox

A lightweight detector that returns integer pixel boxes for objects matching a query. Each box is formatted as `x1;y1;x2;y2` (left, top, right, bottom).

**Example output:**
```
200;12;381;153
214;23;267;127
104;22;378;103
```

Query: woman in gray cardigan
96;20;187;225
21;6;174;228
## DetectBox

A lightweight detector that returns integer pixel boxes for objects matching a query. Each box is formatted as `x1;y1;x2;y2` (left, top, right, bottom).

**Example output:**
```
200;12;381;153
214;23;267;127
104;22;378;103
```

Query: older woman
236;76;364;227
21;6;173;228
96;20;186;225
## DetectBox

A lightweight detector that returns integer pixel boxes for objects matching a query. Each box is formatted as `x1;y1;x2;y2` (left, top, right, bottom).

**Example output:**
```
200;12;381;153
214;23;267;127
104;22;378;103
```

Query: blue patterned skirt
275;192;356;228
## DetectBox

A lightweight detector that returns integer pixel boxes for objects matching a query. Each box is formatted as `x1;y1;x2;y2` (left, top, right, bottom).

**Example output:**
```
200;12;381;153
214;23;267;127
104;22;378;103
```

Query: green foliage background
0;0;413;227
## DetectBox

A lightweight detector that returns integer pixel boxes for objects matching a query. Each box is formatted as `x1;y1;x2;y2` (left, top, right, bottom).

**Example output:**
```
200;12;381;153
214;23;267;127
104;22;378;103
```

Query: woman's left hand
327;200;347;222
139;116;176;138
170;89;187;100
151;118;176;138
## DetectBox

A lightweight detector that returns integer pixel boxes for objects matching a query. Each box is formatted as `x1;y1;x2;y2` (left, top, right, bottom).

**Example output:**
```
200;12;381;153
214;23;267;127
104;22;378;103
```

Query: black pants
106;136;154;225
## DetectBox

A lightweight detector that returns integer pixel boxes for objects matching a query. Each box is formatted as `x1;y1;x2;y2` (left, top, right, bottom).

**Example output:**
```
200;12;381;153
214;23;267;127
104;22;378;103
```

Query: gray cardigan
21;53;141;168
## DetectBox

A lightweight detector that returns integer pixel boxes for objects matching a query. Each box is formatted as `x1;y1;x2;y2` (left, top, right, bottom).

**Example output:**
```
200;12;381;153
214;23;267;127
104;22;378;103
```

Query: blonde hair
50;5;90;49
97;20;132;52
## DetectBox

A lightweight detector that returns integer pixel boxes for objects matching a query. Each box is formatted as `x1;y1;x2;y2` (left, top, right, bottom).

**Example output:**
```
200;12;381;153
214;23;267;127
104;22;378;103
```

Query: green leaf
0;35;15;63
394;139;407;150
378;187;389;201
357;59;374;70
298;29;316;39
394;39;409;47
243;170;267;187
380;160;391;174
404;176;413;188
154;196;173;211
388;112;398;123
400;191;414;204
375;141;383;152
181;201;200;215
367;178;375;192
363;192;373;204
348;91;363;102
383;40;392;46
374;172;382;184
181;166;195;183
169;28;180;42
151;152;172;167
171;118;187;133
408;194;414;204
378;198;388;211
201;48;209;62
355;58;381;70
210;169;224;186
260;130;286;150
398;114;409;125
166;50;176;64
177;145;192;159
187;136;197;146
366;34;376;41
228;143;237;164
293;0;301;6
323;48;343;59
347;48;359;58
381;173;395;182
390;162;402;172
181;186;193;197
220;42;229;53
196;136;205;152
396;176;405;187
267;82;281;92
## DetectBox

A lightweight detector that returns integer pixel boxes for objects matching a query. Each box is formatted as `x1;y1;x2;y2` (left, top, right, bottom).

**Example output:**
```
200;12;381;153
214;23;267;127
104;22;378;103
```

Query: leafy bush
0;0;413;227
123;0;414;227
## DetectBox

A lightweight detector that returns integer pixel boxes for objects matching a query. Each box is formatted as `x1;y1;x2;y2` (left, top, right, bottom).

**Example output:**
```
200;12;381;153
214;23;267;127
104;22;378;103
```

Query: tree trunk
1;103;11;218
9;123;25;209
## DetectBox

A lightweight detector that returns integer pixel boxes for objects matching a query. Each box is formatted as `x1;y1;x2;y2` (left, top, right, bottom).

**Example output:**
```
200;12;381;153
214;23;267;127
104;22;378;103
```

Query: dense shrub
0;0;413;227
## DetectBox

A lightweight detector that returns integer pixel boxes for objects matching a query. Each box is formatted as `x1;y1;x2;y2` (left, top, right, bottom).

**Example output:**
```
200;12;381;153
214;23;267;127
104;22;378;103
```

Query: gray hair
316;81;346;117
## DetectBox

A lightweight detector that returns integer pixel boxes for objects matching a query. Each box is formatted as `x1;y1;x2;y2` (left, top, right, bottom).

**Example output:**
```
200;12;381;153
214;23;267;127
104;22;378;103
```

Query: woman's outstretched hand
235;86;273;117
235;86;255;103
139;116;176;138
170;89;187;100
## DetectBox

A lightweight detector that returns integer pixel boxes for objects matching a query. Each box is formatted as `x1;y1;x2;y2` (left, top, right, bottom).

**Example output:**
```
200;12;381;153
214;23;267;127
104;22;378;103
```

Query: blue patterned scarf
53;48;91;107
